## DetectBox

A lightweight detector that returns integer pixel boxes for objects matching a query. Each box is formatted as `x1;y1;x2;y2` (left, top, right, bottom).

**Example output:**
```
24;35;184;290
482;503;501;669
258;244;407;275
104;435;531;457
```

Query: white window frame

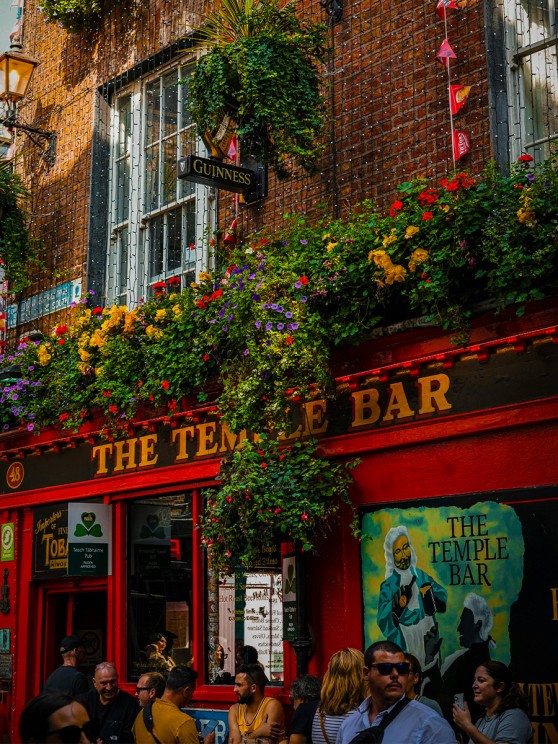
106;58;215;308
505;0;558;160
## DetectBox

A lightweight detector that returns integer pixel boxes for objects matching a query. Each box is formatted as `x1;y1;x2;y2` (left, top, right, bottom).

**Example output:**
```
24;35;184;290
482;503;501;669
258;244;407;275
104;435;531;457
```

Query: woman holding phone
453;661;533;744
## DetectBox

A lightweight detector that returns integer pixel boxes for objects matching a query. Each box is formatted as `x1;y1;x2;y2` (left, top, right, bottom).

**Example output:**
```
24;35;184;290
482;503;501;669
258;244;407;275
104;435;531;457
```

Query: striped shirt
311;710;353;744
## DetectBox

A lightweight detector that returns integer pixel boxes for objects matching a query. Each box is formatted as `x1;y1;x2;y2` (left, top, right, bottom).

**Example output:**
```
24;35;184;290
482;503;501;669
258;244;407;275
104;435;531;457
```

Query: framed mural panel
361;487;558;742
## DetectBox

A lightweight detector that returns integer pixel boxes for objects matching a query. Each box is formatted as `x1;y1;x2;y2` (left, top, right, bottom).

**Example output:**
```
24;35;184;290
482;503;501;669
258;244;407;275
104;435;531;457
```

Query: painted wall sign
282;554;297;642
2;341;558;493
177;155;255;193
361;487;558;742
33;503;111;578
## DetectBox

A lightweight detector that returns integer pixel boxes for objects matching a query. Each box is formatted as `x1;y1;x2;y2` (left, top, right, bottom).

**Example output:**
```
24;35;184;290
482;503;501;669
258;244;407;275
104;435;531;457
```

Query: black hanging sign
177;155;255;194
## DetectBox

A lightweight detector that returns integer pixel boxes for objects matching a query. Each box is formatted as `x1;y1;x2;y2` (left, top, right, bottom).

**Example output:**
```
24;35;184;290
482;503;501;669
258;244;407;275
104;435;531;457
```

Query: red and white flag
436;39;457;67
436;0;459;20
227;134;238;161
449;84;471;115
452;130;470;161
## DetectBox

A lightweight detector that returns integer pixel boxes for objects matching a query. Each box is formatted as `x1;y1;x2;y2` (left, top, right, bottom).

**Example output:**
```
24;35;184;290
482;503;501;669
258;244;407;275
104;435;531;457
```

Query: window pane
519;0;556;41
117;96;132;159
116;157;130;223
149;215;164;280
144;144;160;213
207;568;284;685
128;495;193;681
162;135;178;205
180;70;192;129
145;80;161;146
167;208;182;273
184;200;196;272
118;227;129;304
522;44;558;150
163;70;179;139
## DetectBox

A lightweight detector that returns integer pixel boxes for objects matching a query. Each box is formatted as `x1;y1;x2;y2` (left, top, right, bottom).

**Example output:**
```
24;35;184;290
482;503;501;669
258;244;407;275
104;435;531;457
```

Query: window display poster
361;489;558;742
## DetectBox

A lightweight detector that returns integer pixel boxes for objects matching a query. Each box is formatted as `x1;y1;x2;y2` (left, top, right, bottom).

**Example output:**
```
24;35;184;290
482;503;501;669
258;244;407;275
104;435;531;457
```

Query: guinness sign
177;155;255;194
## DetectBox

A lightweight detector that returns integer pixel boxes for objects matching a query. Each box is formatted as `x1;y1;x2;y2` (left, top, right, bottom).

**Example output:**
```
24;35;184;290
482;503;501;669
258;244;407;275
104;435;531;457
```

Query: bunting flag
436;39;457;67
449;84;472;115
436;0;459;20
227;134;237;161
452;130;471;161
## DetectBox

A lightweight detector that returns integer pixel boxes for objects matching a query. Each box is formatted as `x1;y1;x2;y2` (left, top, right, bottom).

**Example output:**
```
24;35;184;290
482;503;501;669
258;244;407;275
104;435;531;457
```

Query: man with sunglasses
336;642;454;744
135;672;166;709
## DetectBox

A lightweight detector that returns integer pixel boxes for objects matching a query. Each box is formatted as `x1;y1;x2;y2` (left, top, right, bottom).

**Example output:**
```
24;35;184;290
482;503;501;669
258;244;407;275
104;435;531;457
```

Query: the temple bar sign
177;155;255;194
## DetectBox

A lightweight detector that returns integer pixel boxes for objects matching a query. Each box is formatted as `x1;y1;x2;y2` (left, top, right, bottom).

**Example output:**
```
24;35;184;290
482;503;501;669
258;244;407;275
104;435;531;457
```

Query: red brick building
0;0;557;741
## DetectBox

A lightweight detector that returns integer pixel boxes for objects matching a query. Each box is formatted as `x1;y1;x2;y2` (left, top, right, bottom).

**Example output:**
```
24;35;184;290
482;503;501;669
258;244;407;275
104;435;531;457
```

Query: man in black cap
43;634;89;696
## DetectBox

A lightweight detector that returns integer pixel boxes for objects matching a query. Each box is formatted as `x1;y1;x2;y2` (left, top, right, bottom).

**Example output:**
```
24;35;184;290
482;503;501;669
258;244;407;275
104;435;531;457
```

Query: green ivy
0;163;38;291
38;0;105;32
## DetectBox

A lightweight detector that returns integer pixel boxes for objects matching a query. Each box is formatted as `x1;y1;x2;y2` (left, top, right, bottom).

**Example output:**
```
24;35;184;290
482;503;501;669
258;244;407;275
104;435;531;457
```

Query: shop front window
207;554;284;686
128;494;193;680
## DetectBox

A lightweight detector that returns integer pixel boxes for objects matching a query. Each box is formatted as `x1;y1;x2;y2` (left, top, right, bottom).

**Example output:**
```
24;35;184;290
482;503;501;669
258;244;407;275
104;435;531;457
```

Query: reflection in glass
149;216;164;279
167;208;182;273
163;70;178;139
163;135;178;206
145;79;161;146
144;145;160;213
128;494;193;681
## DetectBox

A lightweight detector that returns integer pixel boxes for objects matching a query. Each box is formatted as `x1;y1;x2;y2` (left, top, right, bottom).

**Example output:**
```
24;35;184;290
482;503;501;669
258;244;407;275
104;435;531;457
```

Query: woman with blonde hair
311;648;367;744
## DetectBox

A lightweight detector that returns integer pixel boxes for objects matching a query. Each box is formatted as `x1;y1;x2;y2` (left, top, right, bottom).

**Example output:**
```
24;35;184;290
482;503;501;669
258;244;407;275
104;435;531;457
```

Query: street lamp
0;44;56;166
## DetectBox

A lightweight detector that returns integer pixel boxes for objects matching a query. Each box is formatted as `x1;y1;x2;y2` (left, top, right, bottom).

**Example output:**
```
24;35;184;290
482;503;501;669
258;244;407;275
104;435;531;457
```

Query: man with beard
336;641;454;744
78;661;138;743
228;664;287;744
377;526;447;697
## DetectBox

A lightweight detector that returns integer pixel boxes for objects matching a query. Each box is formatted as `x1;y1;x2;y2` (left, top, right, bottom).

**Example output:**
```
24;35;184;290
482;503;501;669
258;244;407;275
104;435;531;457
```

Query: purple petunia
255;320;262;329
277;323;284;331
265;322;273;331
285;312;293;319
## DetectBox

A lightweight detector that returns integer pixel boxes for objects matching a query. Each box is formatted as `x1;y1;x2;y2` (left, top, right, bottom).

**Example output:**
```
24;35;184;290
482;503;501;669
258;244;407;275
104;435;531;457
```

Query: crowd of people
18;634;533;744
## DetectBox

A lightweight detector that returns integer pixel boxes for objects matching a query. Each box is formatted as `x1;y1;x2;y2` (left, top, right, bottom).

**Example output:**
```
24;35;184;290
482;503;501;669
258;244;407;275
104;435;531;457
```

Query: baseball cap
60;635;84;653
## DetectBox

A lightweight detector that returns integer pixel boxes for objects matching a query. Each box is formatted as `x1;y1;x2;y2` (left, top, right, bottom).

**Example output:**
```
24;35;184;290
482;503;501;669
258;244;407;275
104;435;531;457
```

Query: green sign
67;504;111;576
1;524;14;562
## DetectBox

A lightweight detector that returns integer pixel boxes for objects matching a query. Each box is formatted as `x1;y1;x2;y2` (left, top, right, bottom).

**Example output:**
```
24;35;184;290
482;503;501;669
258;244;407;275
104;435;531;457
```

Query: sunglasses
46;721;96;743
369;662;410;676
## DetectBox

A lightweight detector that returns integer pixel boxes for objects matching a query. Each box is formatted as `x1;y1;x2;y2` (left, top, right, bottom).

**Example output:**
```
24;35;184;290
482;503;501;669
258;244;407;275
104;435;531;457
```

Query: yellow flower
155;309;167;321
322;232;331;240
190;282;199;290
173;304;181;316
326;242;338;252
385;264;407;284
517;207;536;226
79;349;91;362
77;362;89;374
198;271;212;282
440;205;451;213
369;249;394;269
37;344;51;366
123;310;137;334
146;325;163;339
89;329;106;349
382;232;397;247
408;248;429;272
405;226;420;239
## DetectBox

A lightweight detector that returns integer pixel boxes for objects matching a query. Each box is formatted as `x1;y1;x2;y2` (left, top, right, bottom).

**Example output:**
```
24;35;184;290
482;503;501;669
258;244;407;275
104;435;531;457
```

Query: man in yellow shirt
133;666;199;744
228;664;287;744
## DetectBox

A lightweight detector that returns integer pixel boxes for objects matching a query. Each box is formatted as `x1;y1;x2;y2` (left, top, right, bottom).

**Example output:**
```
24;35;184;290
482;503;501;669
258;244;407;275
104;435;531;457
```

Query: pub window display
206;565;284;686
128;494;193;680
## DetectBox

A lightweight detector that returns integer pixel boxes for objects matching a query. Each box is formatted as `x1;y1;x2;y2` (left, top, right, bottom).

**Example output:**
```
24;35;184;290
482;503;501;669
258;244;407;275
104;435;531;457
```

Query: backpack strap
143;700;163;744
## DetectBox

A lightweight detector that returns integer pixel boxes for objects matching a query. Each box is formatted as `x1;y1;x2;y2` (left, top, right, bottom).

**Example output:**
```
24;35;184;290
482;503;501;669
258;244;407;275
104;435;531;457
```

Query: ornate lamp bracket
320;0;343;23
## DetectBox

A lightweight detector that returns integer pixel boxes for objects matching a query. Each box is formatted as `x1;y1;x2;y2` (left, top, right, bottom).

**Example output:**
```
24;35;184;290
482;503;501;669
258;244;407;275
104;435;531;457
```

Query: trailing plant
188;0;327;177
1;157;557;569
38;0;105;32
199;436;360;573
0;161;38;291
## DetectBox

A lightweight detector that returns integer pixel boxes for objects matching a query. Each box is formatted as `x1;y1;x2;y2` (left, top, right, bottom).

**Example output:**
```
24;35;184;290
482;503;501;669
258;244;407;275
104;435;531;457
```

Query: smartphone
454;693;465;709
201;721;219;738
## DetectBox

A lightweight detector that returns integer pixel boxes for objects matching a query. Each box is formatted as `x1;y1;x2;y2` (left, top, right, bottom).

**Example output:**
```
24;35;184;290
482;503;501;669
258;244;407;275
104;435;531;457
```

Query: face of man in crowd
234;673;256;705
94;665;119;705
136;675;156;708
45;701;91;744
364;650;409;710
392;535;411;570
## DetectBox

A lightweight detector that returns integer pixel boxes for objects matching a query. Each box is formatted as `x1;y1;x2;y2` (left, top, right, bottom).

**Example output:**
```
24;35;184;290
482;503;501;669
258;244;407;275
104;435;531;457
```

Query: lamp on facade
0;44;56;166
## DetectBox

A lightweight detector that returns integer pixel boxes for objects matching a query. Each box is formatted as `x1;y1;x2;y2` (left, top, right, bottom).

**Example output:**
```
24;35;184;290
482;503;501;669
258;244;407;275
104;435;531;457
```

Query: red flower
197;300;207;309
389;200;403;217
422;212;434;221
93;307;103;315
168;399;178;410
58;339;66;345
298;275;309;285
79;410;87;418
211;289;223;301
59;413;69;422
55;325;69;336
418;189;439;206
518;154;534;163
261;462;268;469
161;380;170;390
109;405;118;414
209;238;216;247
203;353;210;362
152;281;167;291
102;390;111;397
441;177;459;191
285;336;294;345
189;242;196;251
301;512;308;521
167;276;181;286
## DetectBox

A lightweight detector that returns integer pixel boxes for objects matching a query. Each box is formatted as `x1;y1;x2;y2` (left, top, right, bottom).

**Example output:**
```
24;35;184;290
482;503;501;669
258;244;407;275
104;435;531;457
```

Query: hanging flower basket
188;0;327;178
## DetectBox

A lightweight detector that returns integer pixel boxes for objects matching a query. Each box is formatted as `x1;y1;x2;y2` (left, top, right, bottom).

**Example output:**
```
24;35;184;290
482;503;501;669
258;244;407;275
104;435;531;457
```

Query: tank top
237;697;273;736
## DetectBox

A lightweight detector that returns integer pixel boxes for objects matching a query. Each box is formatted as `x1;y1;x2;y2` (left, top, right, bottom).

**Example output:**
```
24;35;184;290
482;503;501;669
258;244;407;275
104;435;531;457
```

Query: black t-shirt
290;700;320;743
43;665;89;696
78;689;139;743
